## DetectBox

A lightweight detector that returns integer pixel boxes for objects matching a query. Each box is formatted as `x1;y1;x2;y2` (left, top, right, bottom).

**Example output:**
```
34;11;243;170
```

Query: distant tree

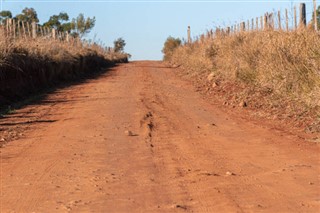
43;12;71;32
71;13;95;37
162;36;181;61
15;7;39;23
113;38;126;52
0;10;12;24
2;8;96;38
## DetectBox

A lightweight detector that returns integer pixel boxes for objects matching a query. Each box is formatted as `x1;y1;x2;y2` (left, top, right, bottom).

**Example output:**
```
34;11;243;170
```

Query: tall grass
0;29;129;103
168;29;320;131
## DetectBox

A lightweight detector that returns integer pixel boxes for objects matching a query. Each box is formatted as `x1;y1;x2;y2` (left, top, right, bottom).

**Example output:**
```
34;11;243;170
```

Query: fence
1;18;73;43
187;1;319;43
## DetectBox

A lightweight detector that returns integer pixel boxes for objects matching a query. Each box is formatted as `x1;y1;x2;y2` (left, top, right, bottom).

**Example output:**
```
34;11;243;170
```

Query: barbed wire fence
1;18;75;42
187;1;319;43
1;18;120;54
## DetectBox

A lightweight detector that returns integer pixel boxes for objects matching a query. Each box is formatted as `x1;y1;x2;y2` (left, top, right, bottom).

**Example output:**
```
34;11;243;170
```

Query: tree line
0;7;95;38
0;7;127;53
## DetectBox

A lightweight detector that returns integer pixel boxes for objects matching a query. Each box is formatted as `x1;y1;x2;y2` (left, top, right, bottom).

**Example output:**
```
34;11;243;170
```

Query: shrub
162;36;181;61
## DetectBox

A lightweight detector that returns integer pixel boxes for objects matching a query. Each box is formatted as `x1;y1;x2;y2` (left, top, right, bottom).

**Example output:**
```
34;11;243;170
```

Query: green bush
162;36;181;61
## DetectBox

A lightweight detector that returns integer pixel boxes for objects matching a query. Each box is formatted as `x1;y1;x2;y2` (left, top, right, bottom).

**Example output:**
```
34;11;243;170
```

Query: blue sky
1;0;317;60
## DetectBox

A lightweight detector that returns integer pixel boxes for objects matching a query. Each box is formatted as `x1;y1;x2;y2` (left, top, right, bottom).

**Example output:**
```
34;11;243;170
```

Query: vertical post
294;6;297;30
247;20;250;31
8;18;12;36
251;18;254;30
240;22;245;32
226;26;231;35
256;17;259;30
299;3;306;28
187;26;191;44
22;21;26;39
264;13;268;30
27;22;31;37
52;28;56;40
66;31;69;42
278;10;282;30
5;19;8;37
285;9;289;31
314;0;318;31
13;19;16;39
32;21;36;39
215;28;220;36
17;20;21;38
269;13;274;30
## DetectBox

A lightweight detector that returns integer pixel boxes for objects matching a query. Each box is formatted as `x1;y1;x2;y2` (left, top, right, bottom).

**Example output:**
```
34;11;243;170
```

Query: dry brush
165;29;320;133
0;29;129;105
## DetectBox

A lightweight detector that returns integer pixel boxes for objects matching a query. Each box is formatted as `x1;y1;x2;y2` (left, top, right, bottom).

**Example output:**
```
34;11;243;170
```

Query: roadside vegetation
163;29;320;133
0;8;130;106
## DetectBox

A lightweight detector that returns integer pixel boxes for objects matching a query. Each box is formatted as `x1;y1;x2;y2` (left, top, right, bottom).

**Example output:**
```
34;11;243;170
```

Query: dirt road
1;61;319;213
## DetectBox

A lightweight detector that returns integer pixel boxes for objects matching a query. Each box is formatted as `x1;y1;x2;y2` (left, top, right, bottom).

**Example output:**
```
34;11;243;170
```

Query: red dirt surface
1;61;319;212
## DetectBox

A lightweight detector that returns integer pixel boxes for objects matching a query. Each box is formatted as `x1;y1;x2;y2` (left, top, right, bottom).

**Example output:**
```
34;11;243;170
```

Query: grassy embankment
165;30;320;133
0;30;129;106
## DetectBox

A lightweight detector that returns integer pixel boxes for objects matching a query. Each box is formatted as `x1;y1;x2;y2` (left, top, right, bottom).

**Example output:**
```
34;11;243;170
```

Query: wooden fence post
13;19;16;39
27;22;31;37
17;20;20;38
22;21;26;38
5;19;9;37
299;3;306;28
285;9;289;31
240;22;245;32
251;18;254;30
8;18;12;37
187;26;191;43
32;21;36;38
52;28;56;39
264;13;268;30
314;0;318;31
294;6;297;30
226;27;231;35
269;13;274;30
66;31;69;42
256;17;259;30
278;11;282;30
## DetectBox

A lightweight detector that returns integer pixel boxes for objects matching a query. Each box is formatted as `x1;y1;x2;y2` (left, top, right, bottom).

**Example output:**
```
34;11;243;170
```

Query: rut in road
0;61;319;213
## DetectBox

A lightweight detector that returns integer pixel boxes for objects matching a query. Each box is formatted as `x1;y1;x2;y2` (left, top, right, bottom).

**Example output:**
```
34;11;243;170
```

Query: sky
1;0;318;60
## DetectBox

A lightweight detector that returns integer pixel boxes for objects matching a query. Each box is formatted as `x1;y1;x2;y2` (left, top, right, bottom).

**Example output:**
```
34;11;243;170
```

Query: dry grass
0;29;129;103
168;29;320;133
